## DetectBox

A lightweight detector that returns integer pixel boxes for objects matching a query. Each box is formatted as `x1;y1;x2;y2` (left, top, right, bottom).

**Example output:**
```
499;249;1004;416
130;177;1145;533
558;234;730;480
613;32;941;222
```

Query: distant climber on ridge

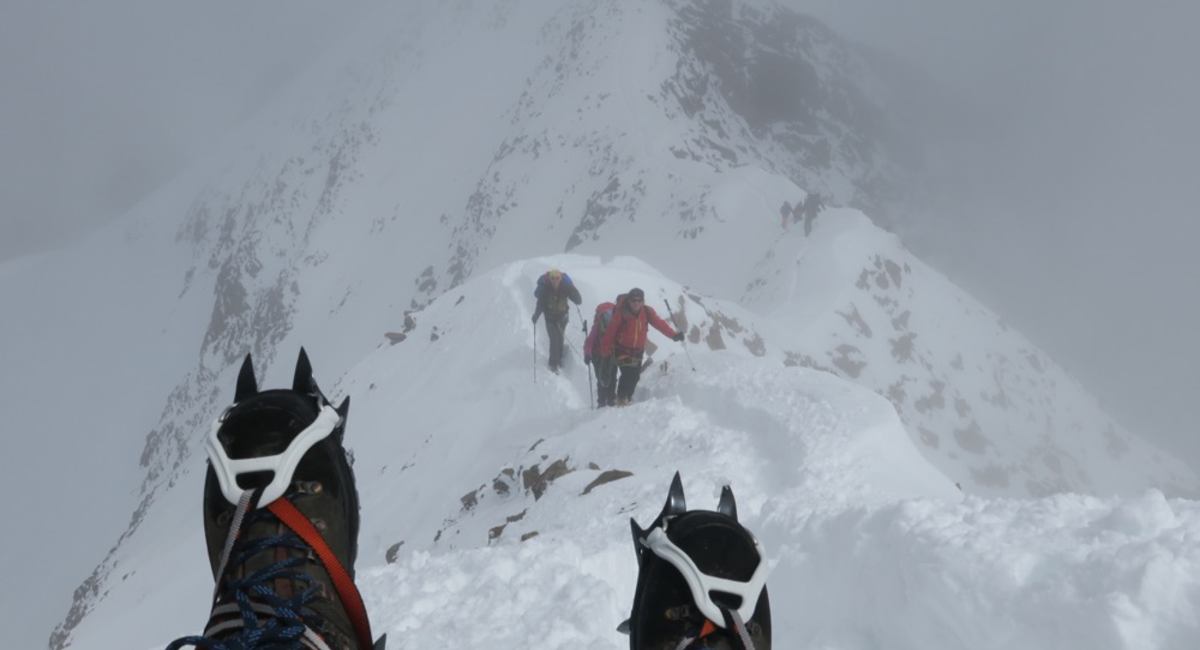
584;298;618;407
532;269;582;373
801;191;824;236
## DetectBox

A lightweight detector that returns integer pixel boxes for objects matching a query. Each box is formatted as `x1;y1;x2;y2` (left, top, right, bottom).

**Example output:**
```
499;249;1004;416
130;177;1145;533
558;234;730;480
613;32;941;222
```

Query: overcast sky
0;1;366;259
4;0;1198;470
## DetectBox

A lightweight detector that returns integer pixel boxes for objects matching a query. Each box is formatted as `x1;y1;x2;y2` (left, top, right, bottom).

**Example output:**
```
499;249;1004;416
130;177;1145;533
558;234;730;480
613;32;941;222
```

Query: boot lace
165;488;336;650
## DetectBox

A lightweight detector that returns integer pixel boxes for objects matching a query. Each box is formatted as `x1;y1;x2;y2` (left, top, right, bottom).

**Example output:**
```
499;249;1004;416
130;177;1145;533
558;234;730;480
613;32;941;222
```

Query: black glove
673;332;685;342
584;356;592;366
531;314;539;323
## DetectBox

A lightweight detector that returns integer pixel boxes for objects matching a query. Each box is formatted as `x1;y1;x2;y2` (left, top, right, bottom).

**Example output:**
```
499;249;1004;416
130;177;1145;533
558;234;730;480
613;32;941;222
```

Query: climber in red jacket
598;287;683;406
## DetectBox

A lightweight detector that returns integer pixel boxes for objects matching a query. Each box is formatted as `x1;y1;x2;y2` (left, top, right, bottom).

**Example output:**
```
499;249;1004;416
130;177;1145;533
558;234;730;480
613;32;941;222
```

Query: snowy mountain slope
103;0;939;579
49;257;963;650
2;0;1195;648
336;0;927;305
742;211;1196;498
61;259;1200;650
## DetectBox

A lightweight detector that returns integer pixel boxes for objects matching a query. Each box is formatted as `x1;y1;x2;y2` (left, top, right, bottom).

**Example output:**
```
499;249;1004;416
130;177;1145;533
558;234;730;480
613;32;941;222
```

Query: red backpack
594;301;616;334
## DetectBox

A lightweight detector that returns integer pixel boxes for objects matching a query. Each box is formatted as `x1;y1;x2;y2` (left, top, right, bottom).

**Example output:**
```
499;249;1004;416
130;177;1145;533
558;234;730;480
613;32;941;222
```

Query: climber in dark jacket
532;269;582;373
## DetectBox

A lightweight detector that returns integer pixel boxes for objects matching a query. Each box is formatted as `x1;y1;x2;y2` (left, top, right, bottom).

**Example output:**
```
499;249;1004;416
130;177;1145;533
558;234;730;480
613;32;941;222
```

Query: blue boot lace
165;489;337;650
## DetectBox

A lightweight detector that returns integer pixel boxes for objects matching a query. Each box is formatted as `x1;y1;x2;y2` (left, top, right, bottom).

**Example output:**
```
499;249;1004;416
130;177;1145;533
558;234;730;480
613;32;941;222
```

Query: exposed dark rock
831;344;866;378
582;469;634;495
385;541;405;564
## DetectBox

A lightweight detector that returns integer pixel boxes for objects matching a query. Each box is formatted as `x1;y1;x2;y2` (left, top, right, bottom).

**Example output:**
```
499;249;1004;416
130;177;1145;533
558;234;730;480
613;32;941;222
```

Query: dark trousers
616;363;644;401
543;312;567;369
594;357;618;407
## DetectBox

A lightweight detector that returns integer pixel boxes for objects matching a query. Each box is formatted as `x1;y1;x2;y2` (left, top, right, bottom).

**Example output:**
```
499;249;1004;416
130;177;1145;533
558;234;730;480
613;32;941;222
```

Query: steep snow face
740;213;1198;498
310;0;926;308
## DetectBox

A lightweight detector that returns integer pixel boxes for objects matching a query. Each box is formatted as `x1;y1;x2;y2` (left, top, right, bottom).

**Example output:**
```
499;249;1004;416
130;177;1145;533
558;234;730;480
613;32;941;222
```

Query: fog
790;0;1200;472
0;1;366;259
3;0;1198;472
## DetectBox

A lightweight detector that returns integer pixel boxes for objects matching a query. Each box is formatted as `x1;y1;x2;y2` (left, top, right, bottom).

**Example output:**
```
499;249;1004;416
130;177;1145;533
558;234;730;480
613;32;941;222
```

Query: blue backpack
533;272;573;298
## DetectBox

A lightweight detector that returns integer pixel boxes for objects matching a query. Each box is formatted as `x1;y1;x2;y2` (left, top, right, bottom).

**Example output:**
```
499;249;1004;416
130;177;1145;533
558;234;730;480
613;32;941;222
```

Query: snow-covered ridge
64;259;1200;650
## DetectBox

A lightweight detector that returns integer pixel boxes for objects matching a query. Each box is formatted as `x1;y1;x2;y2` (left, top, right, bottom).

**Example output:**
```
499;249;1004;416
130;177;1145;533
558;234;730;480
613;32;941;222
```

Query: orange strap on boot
268;498;375;650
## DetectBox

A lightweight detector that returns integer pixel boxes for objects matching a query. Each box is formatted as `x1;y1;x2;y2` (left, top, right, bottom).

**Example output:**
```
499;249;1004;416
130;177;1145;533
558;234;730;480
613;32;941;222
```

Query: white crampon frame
205;404;342;507
643;521;770;628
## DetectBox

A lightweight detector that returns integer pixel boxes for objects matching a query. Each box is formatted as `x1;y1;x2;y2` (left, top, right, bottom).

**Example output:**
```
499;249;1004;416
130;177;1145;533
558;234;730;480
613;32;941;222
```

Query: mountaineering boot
623;472;771;650
617;396;630;407
166;348;384;650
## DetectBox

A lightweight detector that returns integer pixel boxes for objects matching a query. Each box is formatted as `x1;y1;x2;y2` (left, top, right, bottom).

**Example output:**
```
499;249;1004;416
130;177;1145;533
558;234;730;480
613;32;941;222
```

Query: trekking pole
533;322;538;383
576;305;589;339
580;311;594;409
564;331;584;362
663;298;696;371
